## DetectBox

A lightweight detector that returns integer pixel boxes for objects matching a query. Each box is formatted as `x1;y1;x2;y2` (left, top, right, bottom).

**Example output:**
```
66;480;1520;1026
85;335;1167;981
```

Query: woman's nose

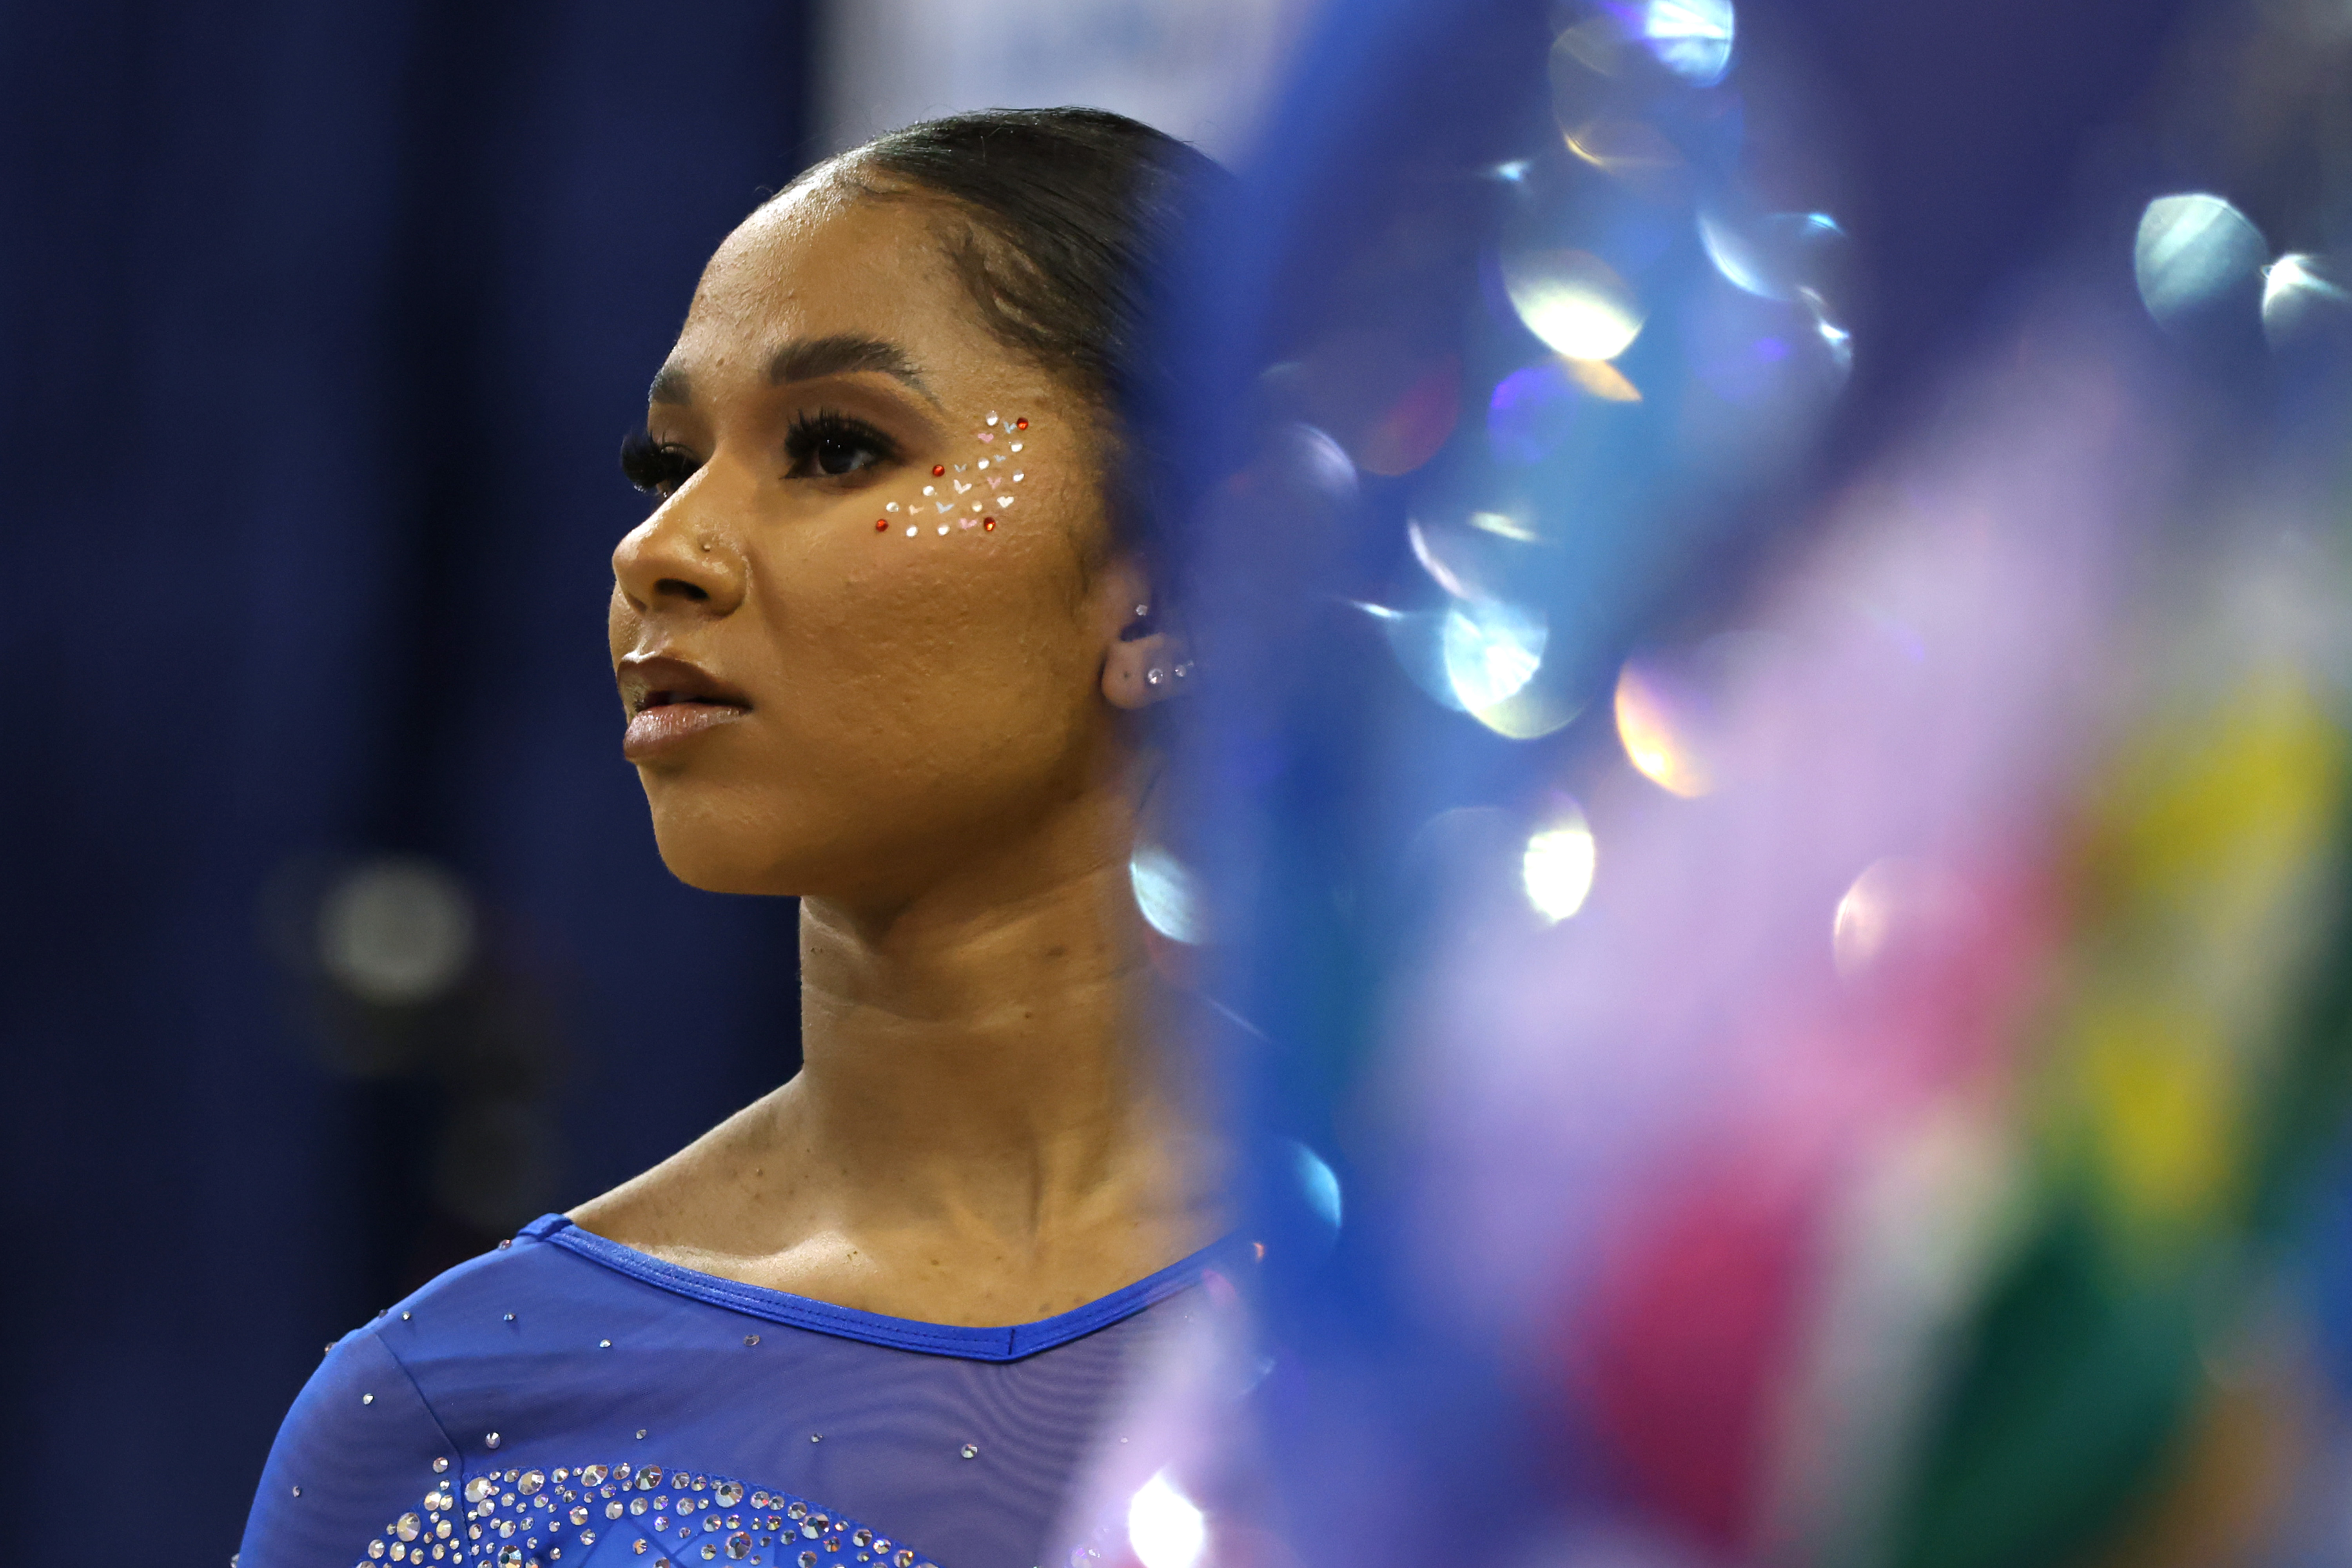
611;477;746;620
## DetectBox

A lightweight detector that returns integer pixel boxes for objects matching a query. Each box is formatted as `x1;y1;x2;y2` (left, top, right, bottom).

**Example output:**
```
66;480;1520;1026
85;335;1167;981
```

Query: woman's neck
570;786;1224;1324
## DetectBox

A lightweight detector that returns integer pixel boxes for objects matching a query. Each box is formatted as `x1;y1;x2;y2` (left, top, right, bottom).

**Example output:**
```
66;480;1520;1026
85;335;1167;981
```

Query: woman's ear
1099;561;1194;710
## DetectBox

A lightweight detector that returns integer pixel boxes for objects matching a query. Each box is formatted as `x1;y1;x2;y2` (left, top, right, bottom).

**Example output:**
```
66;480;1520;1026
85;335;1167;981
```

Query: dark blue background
0;0;2188;1559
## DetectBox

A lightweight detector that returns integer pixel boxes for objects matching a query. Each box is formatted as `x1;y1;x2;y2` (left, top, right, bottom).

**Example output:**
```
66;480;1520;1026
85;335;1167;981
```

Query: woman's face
609;180;1141;902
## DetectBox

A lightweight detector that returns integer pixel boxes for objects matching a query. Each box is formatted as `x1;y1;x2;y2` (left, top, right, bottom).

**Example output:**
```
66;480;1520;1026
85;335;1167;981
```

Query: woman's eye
811;433;882;476
619;431;699;498
787;414;898;479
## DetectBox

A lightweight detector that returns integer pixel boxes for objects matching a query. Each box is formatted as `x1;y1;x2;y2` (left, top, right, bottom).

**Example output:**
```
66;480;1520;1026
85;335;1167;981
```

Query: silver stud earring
1134;604;1150;618
1146;667;1165;686
1174;662;1194;679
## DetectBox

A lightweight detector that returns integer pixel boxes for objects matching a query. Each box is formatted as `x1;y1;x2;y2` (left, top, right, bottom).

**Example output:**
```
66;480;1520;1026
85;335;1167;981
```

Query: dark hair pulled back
789;107;1229;574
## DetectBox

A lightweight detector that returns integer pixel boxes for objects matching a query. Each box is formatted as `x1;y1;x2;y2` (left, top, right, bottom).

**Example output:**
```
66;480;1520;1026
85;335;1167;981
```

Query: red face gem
874;519;887;531
932;465;946;476
1014;418;1028;430
982;517;996;531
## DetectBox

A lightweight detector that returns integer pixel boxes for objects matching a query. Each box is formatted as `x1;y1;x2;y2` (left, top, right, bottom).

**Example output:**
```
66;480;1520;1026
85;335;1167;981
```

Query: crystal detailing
581;1466;608;1488
292;1486;303;1497
959;1445;979;1459
727;1535;753;1560
637;1430;649;1441
499;1550;522;1568
520;1472;545;1495
503;1313;516;1323
608;1502;625;1520
579;1531;597;1547
702;1549;718;1563
802;1556;817;1568
632;1499;648;1516
715;1482;745;1506
364;1393;377;1405
852;1532;871;1549
402;1311;413;1320
486;1434;501;1450
400;1517;426;1544
601;1339;613;1348
433;1458;450;1474
788;1505;808;1522
639;1468;665;1490
635;1546;648;1557
371;1543;387;1559
467;1478;495;1504
569;1507;589;1526
743;1335;759;1347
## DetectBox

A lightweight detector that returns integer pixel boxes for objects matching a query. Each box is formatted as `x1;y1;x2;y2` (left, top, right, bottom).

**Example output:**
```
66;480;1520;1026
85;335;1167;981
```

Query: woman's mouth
618;655;753;762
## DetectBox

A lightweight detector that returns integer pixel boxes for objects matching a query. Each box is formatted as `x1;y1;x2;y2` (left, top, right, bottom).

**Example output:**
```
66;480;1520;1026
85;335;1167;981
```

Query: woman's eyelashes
619;430;700;499
784;409;900;480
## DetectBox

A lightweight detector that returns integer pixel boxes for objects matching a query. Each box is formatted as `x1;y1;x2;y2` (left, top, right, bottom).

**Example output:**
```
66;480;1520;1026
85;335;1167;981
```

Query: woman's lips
617;654;753;762
624;699;749;760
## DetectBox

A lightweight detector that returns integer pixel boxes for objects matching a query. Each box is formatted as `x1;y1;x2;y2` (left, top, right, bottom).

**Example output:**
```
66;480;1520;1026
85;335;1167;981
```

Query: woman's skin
571;169;1223;1327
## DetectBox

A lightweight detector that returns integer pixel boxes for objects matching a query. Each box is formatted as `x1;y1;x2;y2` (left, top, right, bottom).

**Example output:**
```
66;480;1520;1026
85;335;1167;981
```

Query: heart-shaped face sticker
978;432;995;442
953;480;972;494
987;476;1002;489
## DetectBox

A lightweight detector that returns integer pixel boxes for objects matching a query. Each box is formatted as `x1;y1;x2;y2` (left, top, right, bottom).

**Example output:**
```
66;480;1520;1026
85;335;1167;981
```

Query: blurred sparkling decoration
316;856;478;1006
1130;844;1209;945
2133;192;2266;330
1125;1472;1206;1568
1613;659;1714;797
1521;801;1597;922
1092;0;2352;1562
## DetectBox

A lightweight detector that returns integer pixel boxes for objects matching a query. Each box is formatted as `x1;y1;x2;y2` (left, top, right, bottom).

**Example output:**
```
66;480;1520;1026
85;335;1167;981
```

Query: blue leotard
238;1215;1218;1568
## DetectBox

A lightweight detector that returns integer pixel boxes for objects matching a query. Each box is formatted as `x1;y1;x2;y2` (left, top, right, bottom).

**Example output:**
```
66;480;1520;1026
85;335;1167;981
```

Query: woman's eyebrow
766;334;939;404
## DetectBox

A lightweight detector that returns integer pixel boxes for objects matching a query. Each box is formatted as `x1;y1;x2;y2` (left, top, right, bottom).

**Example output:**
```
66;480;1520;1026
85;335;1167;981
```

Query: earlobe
1102;599;1194;710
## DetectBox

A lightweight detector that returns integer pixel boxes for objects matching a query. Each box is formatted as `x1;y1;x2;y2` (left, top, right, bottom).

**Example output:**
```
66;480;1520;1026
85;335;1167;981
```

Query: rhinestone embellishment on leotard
363;1457;935;1568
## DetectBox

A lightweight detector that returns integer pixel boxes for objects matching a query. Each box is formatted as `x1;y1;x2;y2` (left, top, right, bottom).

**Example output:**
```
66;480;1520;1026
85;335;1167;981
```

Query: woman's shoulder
232;1223;650;1568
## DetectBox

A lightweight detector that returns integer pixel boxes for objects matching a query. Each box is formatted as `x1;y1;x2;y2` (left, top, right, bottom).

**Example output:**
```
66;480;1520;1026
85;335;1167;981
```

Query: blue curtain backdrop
0;0;2196;1563
0;3;814;1555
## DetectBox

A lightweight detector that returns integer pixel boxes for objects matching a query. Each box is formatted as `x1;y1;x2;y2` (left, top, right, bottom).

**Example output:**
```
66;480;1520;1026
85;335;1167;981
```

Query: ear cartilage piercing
1174;662;1194;679
1146;668;1165;686
1135;604;1151;617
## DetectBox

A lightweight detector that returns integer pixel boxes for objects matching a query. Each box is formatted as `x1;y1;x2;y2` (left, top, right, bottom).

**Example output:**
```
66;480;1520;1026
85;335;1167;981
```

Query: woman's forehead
683;189;969;358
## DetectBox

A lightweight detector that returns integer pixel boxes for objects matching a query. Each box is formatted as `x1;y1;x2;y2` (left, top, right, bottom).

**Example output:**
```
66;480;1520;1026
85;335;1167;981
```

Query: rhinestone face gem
931;466;945;476
905;526;917;537
982;518;996;532
1014;417;1027;430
